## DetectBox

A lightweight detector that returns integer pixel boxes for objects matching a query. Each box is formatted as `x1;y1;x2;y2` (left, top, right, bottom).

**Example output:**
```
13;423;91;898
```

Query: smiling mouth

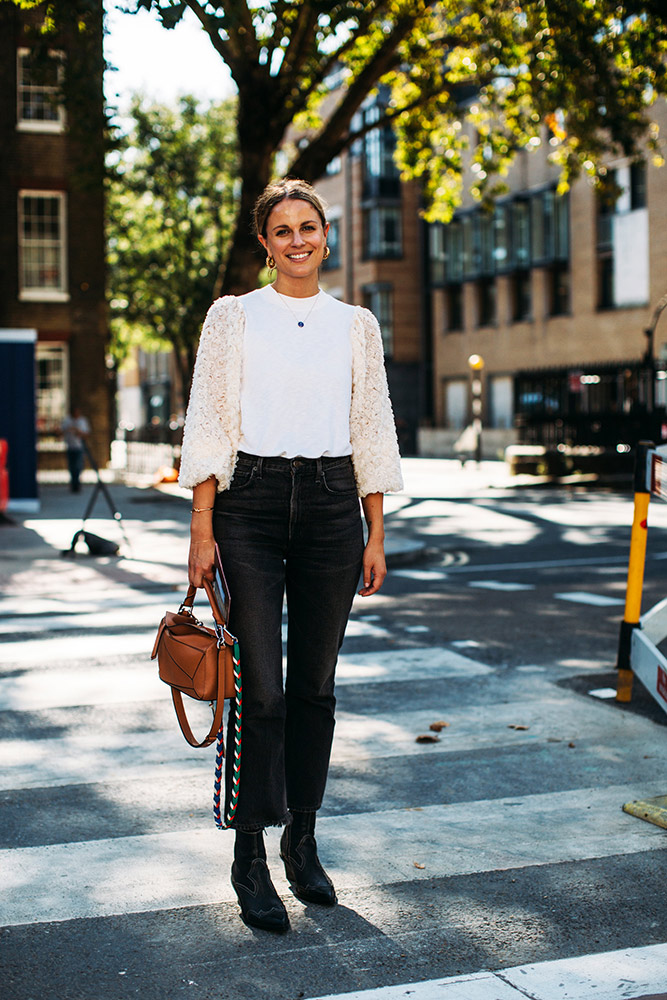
286;251;311;261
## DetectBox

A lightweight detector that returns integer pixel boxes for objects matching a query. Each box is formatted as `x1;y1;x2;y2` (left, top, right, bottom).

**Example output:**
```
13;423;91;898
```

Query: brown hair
253;178;328;237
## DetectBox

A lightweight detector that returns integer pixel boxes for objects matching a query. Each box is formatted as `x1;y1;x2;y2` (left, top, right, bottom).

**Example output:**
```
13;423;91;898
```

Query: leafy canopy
107;96;238;385
135;1;667;223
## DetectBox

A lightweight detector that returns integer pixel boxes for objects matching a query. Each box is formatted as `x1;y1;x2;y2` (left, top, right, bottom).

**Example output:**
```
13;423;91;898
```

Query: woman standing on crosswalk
179;178;402;933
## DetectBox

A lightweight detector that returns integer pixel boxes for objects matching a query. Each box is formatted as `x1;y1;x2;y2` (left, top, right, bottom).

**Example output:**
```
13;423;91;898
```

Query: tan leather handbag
152;580;236;748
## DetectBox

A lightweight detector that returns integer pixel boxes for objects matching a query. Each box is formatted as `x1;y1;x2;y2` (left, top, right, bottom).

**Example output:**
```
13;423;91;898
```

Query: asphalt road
1;461;666;1000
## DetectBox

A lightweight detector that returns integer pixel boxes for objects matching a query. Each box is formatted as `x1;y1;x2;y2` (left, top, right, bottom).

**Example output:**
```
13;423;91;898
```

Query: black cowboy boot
280;811;337;906
231;831;289;933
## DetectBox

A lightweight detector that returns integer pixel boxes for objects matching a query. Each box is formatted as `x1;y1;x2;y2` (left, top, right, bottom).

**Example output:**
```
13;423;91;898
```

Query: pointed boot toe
280;830;337;906
231;858;290;933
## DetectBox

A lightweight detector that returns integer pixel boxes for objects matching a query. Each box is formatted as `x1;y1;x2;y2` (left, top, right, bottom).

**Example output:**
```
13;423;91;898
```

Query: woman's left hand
358;537;387;596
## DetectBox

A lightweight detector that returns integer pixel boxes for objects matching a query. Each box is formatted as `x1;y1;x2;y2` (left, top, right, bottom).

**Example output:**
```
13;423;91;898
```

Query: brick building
316;94;428;455
0;0;110;477
421;99;667;462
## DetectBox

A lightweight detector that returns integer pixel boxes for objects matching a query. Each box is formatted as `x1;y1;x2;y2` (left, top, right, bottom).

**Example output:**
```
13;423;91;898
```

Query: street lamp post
468;353;485;465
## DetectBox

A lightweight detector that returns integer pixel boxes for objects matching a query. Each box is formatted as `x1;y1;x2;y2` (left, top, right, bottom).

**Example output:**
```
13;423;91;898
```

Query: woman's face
258;198;329;280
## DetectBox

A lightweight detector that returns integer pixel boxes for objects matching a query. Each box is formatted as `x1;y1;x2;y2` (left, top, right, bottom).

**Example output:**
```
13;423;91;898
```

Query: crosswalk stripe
309;943;667;1000
1;557;664;997
0;645;491;711
1;784;663;927
4;681;649;791
554;591;626;607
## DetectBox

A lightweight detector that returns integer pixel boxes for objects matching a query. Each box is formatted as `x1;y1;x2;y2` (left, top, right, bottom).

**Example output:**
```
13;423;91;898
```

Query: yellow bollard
616;442;653;702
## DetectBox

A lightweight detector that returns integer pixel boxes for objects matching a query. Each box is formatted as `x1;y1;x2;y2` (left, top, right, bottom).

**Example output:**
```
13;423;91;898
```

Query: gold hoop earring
322;246;330;260
266;255;275;270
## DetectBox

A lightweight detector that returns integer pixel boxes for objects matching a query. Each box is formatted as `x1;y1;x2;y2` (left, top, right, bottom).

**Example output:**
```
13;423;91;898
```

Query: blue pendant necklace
275;289;321;328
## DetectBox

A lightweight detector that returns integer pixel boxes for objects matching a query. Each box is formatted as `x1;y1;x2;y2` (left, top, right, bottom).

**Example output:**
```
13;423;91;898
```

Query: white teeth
288;252;310;260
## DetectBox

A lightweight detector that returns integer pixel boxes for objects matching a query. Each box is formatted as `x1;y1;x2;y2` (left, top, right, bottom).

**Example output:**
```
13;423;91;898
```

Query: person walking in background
61;407;90;493
178;178;403;933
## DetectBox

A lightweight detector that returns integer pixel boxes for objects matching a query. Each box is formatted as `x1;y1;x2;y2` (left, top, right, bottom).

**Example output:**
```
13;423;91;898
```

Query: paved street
1;459;666;1000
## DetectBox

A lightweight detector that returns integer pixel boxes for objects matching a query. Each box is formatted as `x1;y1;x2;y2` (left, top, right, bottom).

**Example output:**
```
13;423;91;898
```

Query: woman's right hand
188;535;216;588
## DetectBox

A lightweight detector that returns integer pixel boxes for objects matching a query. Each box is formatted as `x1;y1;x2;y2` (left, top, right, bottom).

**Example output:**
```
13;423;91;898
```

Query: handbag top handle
181;580;235;645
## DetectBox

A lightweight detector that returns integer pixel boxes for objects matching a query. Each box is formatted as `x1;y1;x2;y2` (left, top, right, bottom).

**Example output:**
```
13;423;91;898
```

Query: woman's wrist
190;521;214;540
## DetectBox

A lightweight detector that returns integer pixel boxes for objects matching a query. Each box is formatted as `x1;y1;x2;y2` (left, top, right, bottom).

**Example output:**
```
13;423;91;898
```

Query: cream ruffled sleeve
178;296;245;491
349;307;403;497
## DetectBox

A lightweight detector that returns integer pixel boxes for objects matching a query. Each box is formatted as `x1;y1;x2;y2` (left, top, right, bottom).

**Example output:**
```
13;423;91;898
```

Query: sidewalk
1;456;625;598
5;458;486;595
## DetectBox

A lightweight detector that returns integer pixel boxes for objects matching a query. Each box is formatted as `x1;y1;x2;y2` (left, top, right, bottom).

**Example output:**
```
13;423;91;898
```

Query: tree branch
277;4;320;84
297;0;398;95
184;0;242;76
289;14;420;178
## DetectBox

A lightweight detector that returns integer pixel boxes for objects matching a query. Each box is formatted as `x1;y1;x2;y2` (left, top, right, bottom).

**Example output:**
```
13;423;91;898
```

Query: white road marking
0;645;491;712
0;663;170;711
468;580;535;591
2;688;662;791
554;592;626;607
0;631;157;667
335;647;492;685
0;603;170;635
588;687;618;699
445;555;629;574
0;589;177;618
309;943;667;1000
1;784;663;927
392;569;448;581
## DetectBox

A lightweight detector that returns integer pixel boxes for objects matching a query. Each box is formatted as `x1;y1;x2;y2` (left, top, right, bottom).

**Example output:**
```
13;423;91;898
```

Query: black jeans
214;452;364;831
67;448;84;492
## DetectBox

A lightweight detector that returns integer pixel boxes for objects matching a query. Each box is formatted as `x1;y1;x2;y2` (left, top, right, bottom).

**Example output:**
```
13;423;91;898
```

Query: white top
178;294;403;497
237;284;354;458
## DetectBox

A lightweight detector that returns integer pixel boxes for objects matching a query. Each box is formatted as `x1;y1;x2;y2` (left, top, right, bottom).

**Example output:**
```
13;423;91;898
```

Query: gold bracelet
191;506;214;513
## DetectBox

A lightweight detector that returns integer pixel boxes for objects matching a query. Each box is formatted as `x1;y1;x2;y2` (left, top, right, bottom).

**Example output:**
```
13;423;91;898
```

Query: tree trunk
217;105;279;296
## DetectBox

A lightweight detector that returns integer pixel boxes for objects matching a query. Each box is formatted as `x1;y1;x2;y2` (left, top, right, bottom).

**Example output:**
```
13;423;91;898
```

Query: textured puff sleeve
178;296;245;491
349;307;404;497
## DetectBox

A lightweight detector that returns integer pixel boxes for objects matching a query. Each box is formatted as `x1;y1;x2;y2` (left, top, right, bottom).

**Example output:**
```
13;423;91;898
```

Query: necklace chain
275;288;321;328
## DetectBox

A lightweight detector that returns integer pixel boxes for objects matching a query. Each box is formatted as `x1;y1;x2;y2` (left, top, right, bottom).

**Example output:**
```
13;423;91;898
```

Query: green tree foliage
134;1;667;295
107;96;238;393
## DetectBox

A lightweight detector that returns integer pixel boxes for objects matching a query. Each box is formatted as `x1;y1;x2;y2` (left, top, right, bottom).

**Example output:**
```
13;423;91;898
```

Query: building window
511;270;532;322
598;255;615;310
35;342;68;434
444;379;467;429
364;206;402;259
429;225;446;285
596;160;648;310
512;200;530;268
477;277;496;326
630;161;647;210
478;213;495;276
429;222;464;329
493;204;510;271
489;375;513;429
448;284;463;331
323;218;341;269
549;261;570;316
17;48;65;133
461;215;475;279
363;283;394;356
362;102;401;199
18;191;69;301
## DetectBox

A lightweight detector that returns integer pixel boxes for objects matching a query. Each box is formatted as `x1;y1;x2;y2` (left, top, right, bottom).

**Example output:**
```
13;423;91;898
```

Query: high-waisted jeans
213;452;364;831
